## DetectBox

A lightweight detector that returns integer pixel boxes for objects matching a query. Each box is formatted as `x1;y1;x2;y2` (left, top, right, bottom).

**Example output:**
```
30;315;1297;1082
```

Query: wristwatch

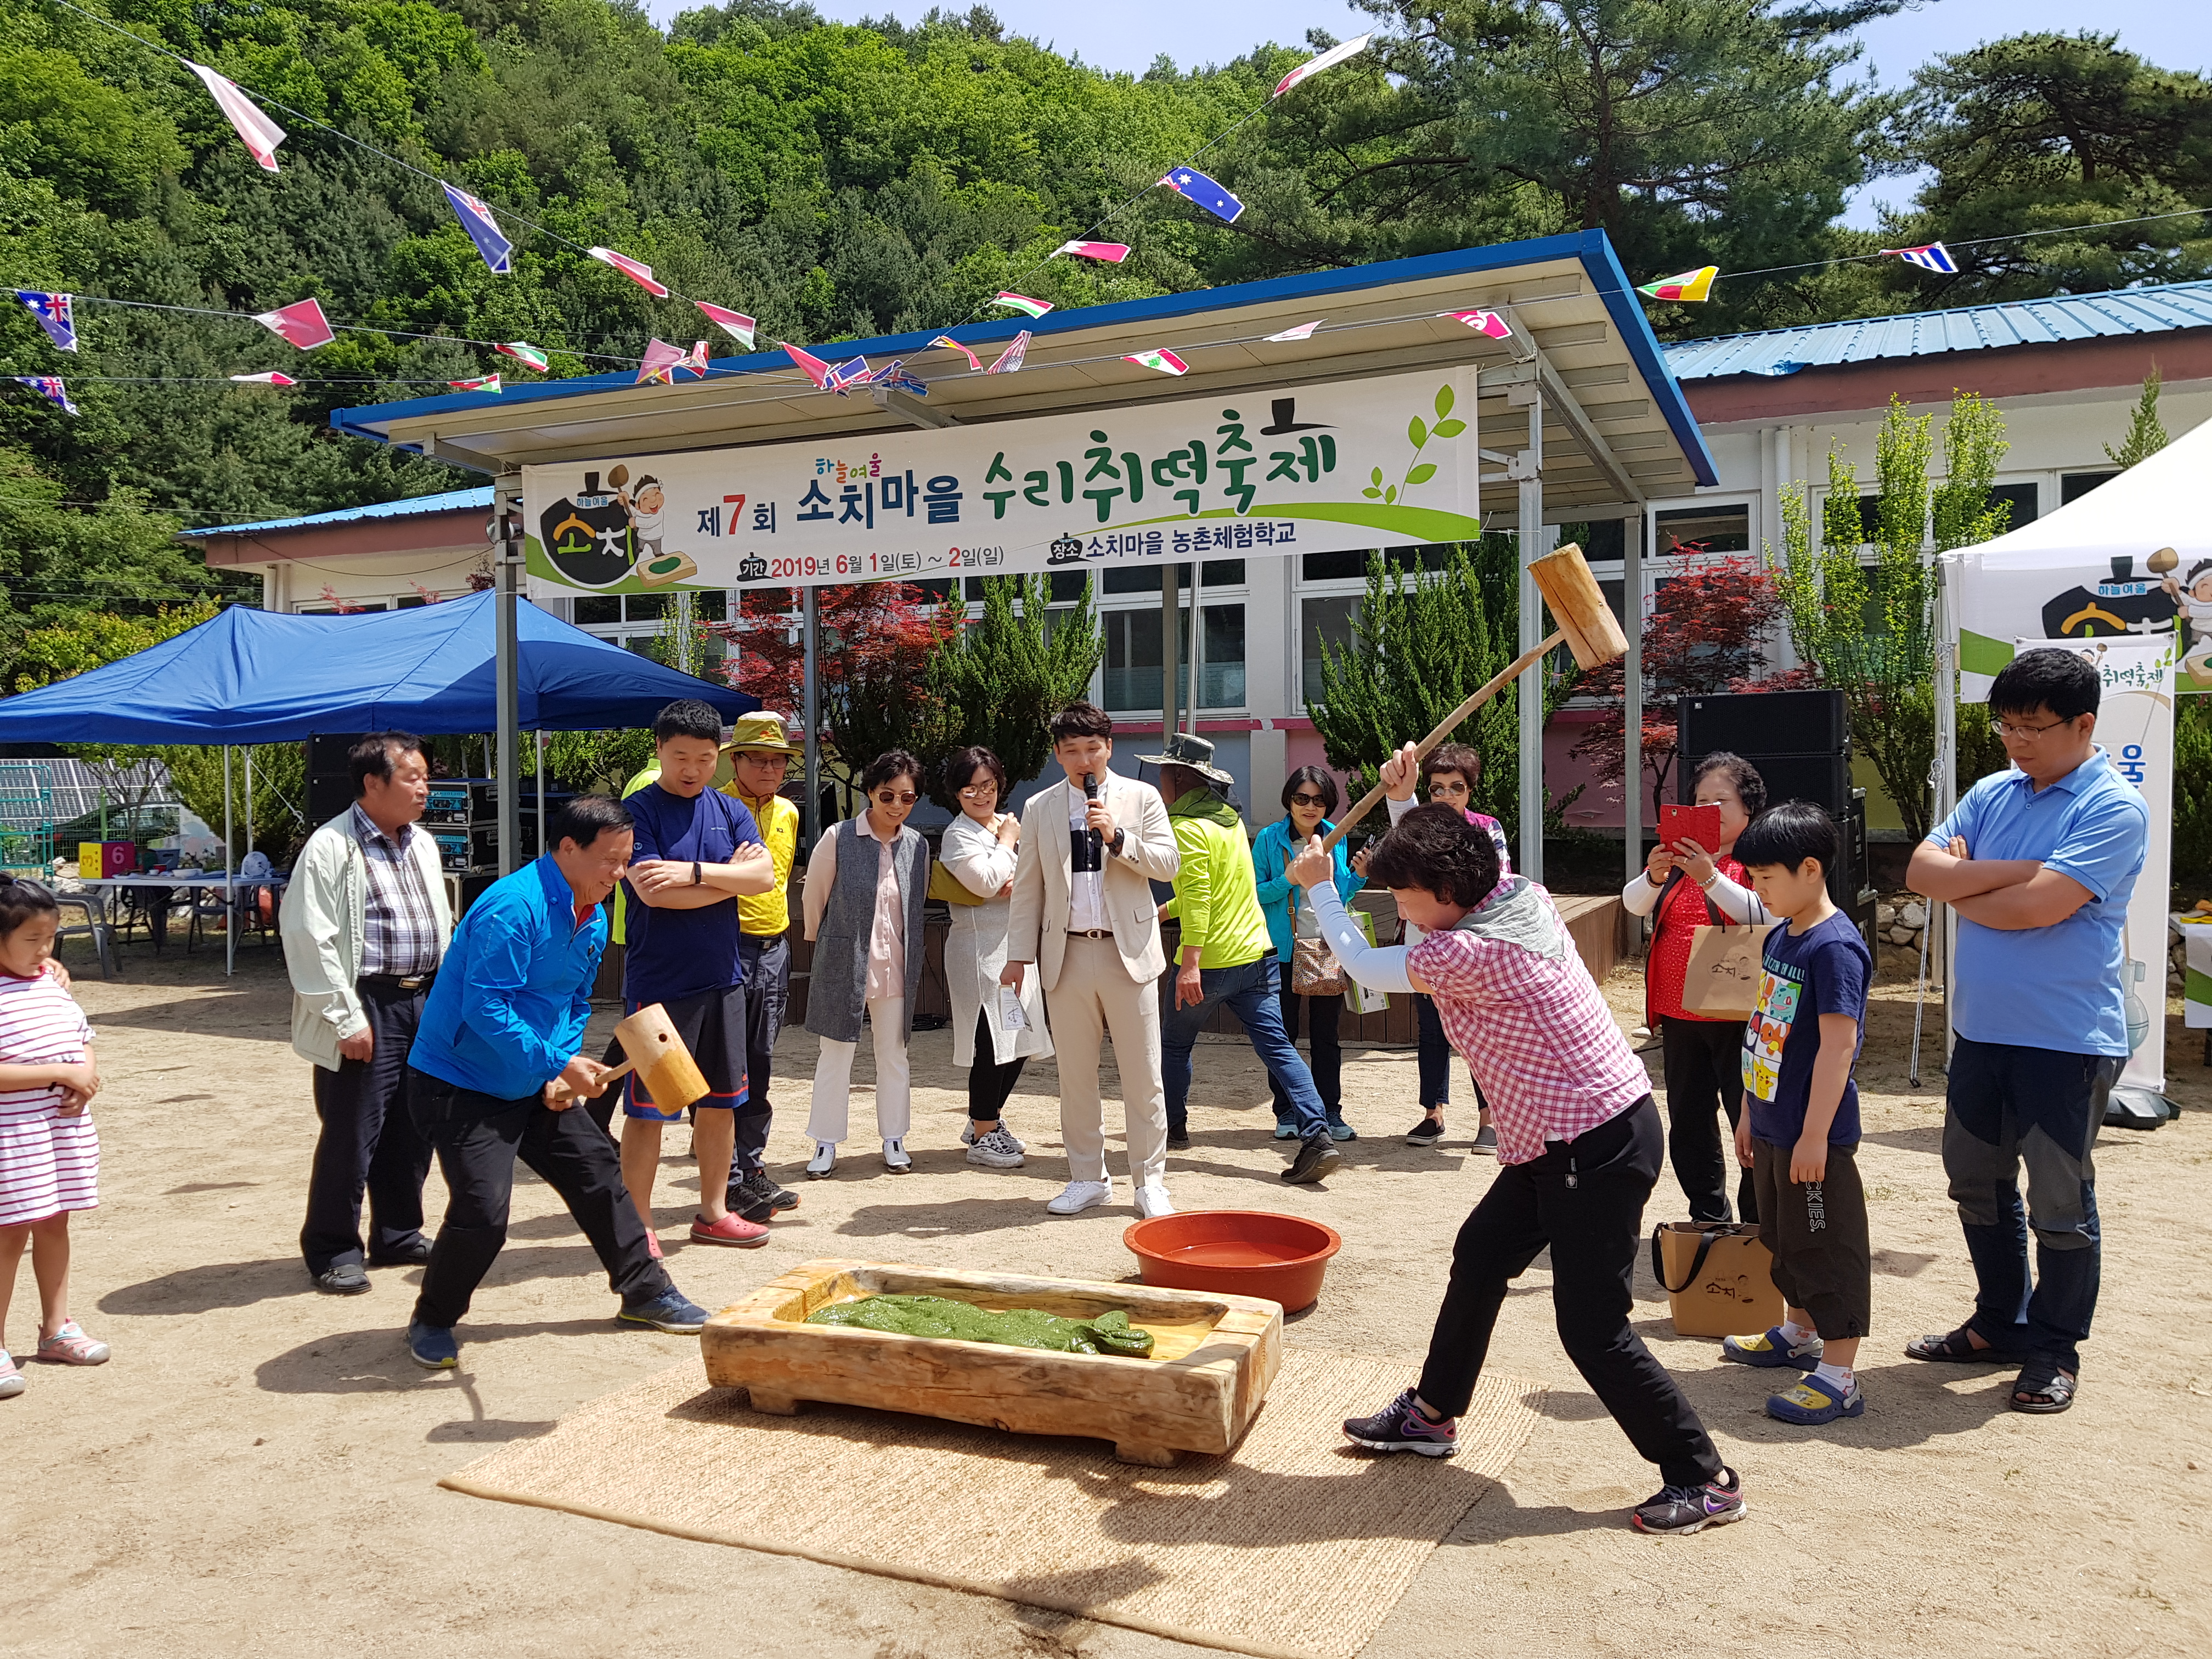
692;860;703;886
1108;828;1126;857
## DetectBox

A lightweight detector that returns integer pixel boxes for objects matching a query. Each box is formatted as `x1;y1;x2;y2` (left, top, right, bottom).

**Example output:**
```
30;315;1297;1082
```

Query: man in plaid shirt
1289;743;1746;1537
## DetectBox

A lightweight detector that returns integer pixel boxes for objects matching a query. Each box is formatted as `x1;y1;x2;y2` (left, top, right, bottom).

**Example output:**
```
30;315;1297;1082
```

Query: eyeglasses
1289;792;1328;807
957;782;998;798
1428;780;1471;797
874;790;918;805
1994;716;2073;741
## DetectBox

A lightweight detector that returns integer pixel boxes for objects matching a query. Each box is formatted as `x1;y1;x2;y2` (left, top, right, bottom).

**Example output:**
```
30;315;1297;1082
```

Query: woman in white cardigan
938;746;1051;1169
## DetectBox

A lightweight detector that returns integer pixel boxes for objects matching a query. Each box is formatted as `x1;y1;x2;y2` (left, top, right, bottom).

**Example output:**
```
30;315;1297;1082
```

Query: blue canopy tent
0;591;755;971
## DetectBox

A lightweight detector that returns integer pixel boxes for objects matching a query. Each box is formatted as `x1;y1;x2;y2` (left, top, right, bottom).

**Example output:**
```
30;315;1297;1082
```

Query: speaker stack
1675;690;1878;954
306;733;365;827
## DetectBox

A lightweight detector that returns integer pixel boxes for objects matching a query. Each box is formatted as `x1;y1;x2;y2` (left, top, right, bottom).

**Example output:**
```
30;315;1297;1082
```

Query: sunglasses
1289;792;1329;807
1428;780;1470;796
874;790;918;805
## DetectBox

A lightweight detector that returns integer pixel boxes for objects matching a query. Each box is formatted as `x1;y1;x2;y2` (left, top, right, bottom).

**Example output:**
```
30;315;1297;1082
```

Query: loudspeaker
306;732;367;827
1678;690;1847;759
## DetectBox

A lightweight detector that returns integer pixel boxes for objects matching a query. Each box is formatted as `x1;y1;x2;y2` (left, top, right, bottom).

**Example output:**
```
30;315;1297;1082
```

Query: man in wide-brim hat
718;712;806;1224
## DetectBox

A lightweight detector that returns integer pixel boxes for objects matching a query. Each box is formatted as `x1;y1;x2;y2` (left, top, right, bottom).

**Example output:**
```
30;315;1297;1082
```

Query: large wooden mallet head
583;1001;712;1116
1527;543;1629;670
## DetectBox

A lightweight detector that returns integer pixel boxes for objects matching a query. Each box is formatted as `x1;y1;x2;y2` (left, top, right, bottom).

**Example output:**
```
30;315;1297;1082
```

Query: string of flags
1054;241;1130;263
1883;241;1957;274
14;376;78;415
992;292;1053;319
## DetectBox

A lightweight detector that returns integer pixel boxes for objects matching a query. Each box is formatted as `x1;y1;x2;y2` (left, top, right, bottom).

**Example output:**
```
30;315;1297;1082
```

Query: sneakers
1630;1468;1748;1535
313;1260;371;1295
1722;1325;1824;1370
618;1288;713;1334
967;1127;1025;1168
806;1142;837;1179
726;1165;799;1223
407;1320;459;1370
690;1211;770;1248
1342;1388;1458;1457
1046;1179;1113;1216
33;1321;110;1365
1273;1121;1300;1141
1767;1370;1865;1425
1135;1181;1176;1219
960;1121;1026;1154
882;1137;912;1172
1471;1123;1498;1156
0;1351;21;1399
1405;1115;1444;1148
1281;1132;1343;1185
1327;1120;1357;1142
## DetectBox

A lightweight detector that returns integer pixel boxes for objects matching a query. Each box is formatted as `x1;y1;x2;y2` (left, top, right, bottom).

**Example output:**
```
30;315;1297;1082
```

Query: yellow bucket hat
723;712;803;755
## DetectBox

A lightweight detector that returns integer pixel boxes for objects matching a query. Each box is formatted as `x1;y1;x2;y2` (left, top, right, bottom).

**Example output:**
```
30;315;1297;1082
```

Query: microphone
1082;771;1104;860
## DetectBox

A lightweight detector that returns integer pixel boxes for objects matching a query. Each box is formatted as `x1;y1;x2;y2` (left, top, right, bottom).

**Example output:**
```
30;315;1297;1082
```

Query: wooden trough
701;1258;1284;1466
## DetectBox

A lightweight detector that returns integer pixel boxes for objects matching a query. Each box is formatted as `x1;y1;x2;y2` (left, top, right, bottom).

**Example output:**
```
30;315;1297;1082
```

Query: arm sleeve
277;834;367;1039
1310;882;1417;994
1334;844;1364;904
1621;869;1664;917
941;819;1017;898
1252;826;1292;909
1005;808;1044;961
802;829;837;941
1386;794;1417;826
1704;870;1768;924
2043;792;2149;903
1120;786;1181;881
1171;823;1211;953
456;906;571;1083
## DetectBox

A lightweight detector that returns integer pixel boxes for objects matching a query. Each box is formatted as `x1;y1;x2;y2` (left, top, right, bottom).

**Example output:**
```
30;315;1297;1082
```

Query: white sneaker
960;1122;1028;1153
1046;1180;1113;1216
806;1142;837;1179
882;1137;911;1172
1134;1182;1176;1219
966;1127;1025;1169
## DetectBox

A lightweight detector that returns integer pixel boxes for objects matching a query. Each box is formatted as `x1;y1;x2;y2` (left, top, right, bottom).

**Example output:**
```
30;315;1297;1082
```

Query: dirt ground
4;933;2210;1659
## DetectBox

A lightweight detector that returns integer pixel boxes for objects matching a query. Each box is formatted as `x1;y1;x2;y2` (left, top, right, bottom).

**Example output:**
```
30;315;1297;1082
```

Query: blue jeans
1944;1036;2115;1374
1162;955;1328;1139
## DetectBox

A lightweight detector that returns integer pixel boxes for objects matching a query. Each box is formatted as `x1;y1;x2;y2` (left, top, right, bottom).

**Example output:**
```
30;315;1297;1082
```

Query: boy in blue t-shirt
1720;800;1874;1427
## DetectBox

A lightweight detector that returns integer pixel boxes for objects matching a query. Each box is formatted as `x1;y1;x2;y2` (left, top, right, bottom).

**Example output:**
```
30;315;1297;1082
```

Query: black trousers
301;979;433;1274
408;1068;672;1329
1660;1015;1757;1224
736;932;790;1171
1268;973;1344;1120
1415;1096;1723;1489
967;1009;1027;1125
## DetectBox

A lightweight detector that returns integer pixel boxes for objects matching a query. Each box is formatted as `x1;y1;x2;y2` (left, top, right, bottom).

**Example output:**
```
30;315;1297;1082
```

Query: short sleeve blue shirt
1927;748;2148;1057
620;782;761;1007
1741;913;1871;1146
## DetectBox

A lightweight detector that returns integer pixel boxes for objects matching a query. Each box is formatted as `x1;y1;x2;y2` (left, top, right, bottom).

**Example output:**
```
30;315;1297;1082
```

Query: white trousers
1047;938;1167;1186
806;997;912;1145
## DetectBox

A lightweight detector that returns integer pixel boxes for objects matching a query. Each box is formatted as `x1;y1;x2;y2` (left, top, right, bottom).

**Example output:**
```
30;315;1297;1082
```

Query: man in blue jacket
403;794;710;1369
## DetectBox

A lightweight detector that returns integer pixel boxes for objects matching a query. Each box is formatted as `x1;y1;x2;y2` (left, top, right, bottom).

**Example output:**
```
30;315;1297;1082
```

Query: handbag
1650;1221;1783;1336
926;860;987;907
1289;887;1345;996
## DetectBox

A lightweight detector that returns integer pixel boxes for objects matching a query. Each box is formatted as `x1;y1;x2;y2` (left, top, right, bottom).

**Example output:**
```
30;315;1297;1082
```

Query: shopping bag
1678;922;1773;1019
1649;1221;1783;1337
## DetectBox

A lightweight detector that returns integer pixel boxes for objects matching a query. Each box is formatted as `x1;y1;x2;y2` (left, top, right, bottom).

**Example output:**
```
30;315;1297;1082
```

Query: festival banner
520;365;1482;597
1954;546;2210;697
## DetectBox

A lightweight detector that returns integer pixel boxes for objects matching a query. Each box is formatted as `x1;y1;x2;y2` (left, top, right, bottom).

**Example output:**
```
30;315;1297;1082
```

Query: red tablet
1661;803;1724;850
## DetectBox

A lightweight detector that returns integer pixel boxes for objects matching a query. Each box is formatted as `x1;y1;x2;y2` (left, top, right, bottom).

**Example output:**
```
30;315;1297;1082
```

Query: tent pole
802;587;820;846
1515;384;1549;883
536;731;546;857
1161;562;1180;755
222;746;234;978
1623;510;1644;888
495;485;523;877
1188;575;1204;736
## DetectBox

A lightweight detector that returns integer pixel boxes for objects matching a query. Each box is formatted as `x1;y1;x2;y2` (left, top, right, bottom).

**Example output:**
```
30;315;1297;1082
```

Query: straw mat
442;1348;1543;1659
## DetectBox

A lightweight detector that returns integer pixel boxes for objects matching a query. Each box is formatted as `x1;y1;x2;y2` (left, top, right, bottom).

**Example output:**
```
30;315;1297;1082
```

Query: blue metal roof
1663;279;2212;381
188;486;494;538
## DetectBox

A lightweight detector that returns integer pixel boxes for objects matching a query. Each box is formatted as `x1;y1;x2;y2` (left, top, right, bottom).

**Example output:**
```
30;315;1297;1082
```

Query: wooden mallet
1322;542;1630;850
550;1001;712;1113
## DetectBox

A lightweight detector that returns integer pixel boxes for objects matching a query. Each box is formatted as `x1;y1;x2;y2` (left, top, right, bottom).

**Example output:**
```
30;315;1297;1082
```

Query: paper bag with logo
1650;1222;1784;1338
1678;920;1773;1019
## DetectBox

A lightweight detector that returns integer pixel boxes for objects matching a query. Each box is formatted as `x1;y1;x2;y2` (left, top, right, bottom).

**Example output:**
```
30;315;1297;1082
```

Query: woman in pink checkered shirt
1288;743;1747;1537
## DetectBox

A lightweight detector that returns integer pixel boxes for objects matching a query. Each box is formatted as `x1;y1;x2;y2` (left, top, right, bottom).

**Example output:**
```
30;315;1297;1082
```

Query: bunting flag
253;298;336;349
440;183;514;275
930;335;983;372
868;359;928;397
184;60;286;173
1272;32;1374;98
13;291;75;353
677;340;710;376
1159;167;1244;224
228;371;297;386
635;338;687;385
1265;319;1324;342
780;341;831;389
449;373;501;393
1882;241;1958;275
986;331;1030;375
495;341;550;371
1635;266;1718;303
695;302;756;348
1123;347;1189;377
1054;240;1130;263
825;356;872;395
591;247;669;298
1442;308;1511;340
13;376;78;414
992;292;1052;319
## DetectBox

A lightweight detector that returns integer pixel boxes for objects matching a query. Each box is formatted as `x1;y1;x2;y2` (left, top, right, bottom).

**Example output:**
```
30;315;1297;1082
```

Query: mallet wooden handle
549;1057;636;1104
1319;627;1566;852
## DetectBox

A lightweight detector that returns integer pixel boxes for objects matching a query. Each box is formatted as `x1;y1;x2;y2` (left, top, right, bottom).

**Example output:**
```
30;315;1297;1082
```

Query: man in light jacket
279;732;452;1295
1002;702;1180;1218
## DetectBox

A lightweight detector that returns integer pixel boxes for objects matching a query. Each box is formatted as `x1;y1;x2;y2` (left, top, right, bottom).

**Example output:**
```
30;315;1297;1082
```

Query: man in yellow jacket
720;713;804;1223
1146;733;1342;1187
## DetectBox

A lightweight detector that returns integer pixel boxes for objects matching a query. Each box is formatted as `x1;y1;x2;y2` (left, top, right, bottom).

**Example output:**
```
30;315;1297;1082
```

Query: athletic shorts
1751;1136;1871;1340
620;985;749;1119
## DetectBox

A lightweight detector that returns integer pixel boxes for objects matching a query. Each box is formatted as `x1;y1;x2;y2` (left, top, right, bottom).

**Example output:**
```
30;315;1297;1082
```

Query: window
1095;563;1246;712
1198;603;1245;708
1103;606;1186;711
1299;594;1359;706
2062;471;2117;506
1654;504;1749;555
1988;483;2037;533
1300;546;1451;583
573;595;621;625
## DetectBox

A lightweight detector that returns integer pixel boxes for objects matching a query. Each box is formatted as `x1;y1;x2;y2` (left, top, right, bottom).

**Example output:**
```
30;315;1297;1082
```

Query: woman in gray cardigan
802;750;928;1178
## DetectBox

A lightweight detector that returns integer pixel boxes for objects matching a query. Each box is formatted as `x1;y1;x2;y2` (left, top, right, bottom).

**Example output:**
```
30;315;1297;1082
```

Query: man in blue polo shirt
616;699;775;1250
1906;647;2148;1417
403;794;710;1370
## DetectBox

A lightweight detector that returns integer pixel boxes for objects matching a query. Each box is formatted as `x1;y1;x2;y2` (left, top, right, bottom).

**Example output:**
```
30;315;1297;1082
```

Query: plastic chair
51;893;116;979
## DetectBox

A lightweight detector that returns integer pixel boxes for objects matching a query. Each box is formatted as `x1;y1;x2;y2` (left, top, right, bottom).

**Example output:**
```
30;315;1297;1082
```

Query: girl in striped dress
0;875;106;1400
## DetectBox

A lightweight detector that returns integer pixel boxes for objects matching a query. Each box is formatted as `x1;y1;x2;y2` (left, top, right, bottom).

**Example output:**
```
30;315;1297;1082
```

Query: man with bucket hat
1144;733;1342;1188
719;712;805;1224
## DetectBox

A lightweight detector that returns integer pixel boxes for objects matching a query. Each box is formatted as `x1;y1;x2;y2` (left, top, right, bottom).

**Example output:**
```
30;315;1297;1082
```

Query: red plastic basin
1122;1209;1343;1312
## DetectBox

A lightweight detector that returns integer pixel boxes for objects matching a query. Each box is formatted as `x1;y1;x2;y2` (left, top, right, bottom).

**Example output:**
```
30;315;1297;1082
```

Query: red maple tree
1570;555;1807;819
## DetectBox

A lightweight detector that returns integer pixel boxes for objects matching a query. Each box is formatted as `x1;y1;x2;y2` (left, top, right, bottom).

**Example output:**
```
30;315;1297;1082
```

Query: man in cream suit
1003;702;1181;1217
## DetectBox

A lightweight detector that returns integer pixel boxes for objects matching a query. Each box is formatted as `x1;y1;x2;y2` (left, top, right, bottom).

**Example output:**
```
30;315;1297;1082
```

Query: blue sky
655;2;2211;227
